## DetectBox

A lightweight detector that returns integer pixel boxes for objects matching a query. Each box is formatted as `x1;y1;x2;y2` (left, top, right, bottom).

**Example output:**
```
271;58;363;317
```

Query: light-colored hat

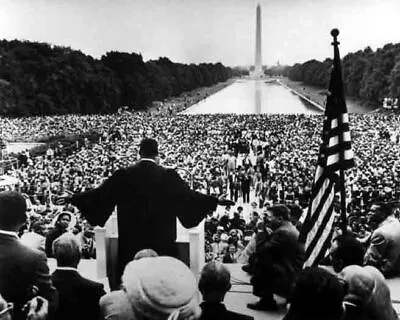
122;256;200;320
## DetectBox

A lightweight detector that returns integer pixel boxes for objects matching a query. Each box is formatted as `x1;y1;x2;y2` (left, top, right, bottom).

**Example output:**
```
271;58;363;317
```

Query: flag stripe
305;196;335;257
305;220;335;267
299;32;354;268
306;179;335;231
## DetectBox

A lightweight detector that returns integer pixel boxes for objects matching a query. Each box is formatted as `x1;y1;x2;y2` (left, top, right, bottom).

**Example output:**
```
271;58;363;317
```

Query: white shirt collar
140;158;156;163
56;266;78;272
0;229;19;239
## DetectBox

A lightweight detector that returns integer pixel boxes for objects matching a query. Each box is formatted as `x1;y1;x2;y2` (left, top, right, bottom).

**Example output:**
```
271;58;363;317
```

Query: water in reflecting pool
183;80;322;115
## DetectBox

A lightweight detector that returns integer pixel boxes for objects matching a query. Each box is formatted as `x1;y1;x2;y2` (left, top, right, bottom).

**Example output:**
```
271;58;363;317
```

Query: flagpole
331;29;348;235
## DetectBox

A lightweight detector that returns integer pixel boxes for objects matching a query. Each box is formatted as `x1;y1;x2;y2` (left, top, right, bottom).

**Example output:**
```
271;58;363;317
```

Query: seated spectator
239;221;269;274
198;261;253;320
329;234;365;273
51;233;105;320
219;207;231;231
100;249;158;320
283;267;346;320
246;211;259;232
329;233;397;320
102;256;200;320
45;212;72;257
229;211;246;232
287;204;304;231
248;205;305;311
222;242;238;264
340;265;398;320
0;191;58;320
20;221;46;252
364;202;400;277
77;225;96;259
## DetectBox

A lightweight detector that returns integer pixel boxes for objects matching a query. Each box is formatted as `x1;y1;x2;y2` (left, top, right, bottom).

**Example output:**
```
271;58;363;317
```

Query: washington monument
253;3;263;77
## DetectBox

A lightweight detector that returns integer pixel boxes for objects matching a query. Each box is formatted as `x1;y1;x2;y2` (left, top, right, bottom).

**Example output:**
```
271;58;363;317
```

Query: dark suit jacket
51;269;105;320
0;233;58;320
200;302;254;320
252;222;305;297
71;159;218;280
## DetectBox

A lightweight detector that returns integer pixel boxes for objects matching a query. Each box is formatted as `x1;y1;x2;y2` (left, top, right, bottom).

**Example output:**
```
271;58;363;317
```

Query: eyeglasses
0;303;13;317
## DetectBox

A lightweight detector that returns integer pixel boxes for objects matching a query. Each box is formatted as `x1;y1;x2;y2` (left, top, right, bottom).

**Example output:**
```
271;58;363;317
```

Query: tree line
0;40;247;116
266;43;400;107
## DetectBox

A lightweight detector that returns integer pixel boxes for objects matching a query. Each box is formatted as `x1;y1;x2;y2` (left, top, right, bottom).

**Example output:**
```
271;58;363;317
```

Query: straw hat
122;256;199;320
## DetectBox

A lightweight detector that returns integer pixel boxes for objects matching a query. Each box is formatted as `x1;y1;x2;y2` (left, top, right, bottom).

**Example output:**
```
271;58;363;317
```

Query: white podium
95;213;205;289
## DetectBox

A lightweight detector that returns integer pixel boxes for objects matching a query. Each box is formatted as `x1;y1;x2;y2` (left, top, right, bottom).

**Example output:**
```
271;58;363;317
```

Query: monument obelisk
253;3;263;77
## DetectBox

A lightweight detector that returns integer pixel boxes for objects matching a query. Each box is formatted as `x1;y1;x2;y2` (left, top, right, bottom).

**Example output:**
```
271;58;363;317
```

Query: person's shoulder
13;240;48;268
77;273;104;291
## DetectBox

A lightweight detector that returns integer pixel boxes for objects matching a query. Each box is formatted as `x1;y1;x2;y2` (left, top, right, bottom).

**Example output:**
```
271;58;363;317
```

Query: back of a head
32;221;44;234
0;191;27;231
286;267;346;320
139;138;158;158
198;261;231;302
122;256;199;320
332;235;365;272
52;233;81;267
269;204;290;221
288;204;303;222
133;248;158;260
340;265;396;320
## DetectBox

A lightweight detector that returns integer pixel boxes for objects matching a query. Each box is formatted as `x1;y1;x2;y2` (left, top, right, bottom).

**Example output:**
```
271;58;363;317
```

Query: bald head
198;261;231;302
0;191;27;231
52;233;81;267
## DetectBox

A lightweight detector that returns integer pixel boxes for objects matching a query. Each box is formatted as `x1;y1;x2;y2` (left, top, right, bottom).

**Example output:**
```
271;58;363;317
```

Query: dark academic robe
71;159;218;281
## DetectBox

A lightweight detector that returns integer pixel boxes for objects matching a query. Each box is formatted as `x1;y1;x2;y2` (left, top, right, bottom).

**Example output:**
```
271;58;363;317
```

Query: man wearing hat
100;256;200;320
59;138;234;285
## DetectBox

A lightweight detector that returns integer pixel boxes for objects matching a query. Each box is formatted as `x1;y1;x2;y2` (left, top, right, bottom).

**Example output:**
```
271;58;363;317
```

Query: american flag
299;29;355;267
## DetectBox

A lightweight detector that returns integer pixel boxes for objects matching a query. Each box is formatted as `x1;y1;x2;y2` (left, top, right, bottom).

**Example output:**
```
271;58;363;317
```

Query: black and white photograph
0;0;400;319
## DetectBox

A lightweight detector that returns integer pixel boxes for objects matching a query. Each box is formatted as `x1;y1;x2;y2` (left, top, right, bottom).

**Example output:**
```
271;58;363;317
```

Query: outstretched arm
68;169;126;227
166;169;233;229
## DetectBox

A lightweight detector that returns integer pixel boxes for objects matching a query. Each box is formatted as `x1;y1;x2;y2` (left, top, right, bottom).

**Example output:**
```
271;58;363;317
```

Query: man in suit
248;205;305;311
199;261;253;320
51;233;105;320
59;138;234;284
0;191;58;320
364;202;400;277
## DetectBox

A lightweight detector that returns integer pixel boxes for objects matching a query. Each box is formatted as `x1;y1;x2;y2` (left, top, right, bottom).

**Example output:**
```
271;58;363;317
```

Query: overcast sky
1;0;399;67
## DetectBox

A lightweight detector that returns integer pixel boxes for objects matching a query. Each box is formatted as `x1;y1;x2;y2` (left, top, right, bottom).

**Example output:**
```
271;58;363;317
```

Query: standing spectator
51;233;105;320
241;173;251;204
0;191;58;320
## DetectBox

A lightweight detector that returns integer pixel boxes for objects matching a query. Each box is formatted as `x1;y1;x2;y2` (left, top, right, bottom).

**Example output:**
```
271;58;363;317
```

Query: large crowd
1;109;400;319
1;112;400;256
